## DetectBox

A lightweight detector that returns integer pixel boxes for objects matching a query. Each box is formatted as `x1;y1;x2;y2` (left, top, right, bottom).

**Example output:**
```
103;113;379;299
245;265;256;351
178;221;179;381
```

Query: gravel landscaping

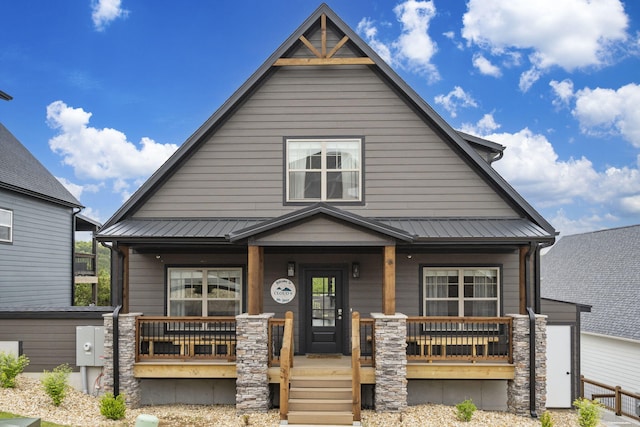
0;376;592;426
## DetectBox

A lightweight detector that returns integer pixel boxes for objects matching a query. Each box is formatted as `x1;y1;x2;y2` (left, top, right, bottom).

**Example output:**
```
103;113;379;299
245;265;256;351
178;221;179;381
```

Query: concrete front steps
286;371;355;426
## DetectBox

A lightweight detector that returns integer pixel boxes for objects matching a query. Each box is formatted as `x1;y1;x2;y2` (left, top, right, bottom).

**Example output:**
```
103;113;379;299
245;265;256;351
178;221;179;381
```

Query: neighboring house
0;123;107;386
541;226;640;395
95;4;571;424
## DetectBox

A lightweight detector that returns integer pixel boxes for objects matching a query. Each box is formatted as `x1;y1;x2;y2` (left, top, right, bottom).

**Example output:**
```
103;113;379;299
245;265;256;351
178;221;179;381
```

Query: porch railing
406;316;512;363
74;252;97;276
581;376;640;421
358;317;375;366
135;316;237;362
279;311;294;421
268;318;285;367
351;312;362;422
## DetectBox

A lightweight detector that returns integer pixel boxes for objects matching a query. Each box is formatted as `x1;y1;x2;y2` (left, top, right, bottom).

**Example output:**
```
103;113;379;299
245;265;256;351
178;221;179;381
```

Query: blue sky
1;0;640;238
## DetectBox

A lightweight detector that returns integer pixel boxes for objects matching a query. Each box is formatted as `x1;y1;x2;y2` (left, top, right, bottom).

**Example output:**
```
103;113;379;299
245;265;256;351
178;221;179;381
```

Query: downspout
112;304;122;396
100;241;126;397
71;208;82;305
527;307;538;418
534;241;554;314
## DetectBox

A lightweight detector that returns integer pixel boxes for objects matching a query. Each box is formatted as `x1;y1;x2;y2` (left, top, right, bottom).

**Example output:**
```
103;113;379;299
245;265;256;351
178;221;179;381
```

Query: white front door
546;325;572;408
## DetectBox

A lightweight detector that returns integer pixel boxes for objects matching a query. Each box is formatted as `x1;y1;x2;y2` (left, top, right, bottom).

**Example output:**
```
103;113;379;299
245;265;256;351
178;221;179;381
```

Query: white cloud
92;0;128;32
548;209;613;237
434;86;477;118
56;176;85;201
460;113;500;135
393;0;439;82
357;18;394;65
46;100;178;200
462;0;629;90
572;83;640;147
549;79;575;108
472;54;501;77
467;122;640;220
518;67;542;93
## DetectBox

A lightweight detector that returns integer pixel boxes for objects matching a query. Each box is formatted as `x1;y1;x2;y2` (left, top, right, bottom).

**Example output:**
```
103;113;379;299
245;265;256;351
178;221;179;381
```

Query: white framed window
286;138;362;202
423;267;500;317
168;268;242;317
0;208;12;243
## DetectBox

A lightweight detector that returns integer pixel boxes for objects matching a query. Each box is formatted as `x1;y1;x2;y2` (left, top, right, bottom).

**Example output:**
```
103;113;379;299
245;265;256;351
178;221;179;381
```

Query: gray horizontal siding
0;189;73;307
0;317;104;372
134;46;516;219
541;299;579;324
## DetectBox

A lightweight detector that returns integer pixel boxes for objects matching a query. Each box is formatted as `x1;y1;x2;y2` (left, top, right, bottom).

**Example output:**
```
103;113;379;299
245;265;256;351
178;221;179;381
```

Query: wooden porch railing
135;316;236;362
279;311;294;421
268;318;285;367
406;316;512;363
581;376;640;421
358;317;375;366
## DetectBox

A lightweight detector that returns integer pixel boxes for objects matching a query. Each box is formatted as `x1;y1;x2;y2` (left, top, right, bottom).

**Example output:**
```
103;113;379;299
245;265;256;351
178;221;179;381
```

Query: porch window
423;268;499;317
0;208;12;243
286;138;362;202
168;268;242;317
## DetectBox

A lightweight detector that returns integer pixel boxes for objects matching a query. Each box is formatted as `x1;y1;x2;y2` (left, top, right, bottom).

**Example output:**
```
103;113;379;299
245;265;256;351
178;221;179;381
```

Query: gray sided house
542;226;640;395
0;123;107;378
96;4;575;424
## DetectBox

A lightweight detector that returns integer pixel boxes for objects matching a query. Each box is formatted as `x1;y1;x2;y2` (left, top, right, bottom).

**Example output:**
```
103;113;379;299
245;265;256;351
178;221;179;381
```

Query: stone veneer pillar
235;313;273;414
103;312;142;408
372;313;407;412
507;313;547;416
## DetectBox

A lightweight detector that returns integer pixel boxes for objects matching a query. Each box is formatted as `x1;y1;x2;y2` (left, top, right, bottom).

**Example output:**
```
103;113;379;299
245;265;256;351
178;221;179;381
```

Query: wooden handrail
351;311;361;422
279;311;294;421
581;376;640;421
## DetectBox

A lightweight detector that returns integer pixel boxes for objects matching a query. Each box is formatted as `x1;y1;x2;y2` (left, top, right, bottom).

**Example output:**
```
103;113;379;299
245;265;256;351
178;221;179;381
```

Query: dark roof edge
0;182;83;209
228;203;415;243
100;3;555;237
541;297;592;312
457;131;505;153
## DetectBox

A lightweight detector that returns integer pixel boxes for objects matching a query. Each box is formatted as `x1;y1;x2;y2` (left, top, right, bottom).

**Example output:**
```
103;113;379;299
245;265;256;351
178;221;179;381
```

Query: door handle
337;308;343;319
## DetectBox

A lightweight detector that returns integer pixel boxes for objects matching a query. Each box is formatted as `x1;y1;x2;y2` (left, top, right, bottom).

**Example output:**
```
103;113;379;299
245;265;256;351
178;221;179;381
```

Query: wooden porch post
519;246;527;315
382;245;396;315
247;245;264;315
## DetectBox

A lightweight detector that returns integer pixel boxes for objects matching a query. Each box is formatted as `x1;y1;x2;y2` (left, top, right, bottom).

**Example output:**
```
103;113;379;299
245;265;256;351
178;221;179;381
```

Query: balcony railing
135;316;236;362
406;316;512;363
74;252;97;276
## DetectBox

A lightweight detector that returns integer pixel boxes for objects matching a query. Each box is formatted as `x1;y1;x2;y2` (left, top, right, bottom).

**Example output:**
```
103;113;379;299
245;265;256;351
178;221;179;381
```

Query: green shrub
41;364;72;406
455;398;477;422
100;392;126;420
573;398;602;427
540;410;554;427
0;351;30;388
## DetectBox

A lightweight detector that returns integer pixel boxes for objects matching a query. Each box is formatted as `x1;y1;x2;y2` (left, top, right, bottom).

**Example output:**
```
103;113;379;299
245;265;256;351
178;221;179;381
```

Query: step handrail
280;311;294;421
351;311;362;422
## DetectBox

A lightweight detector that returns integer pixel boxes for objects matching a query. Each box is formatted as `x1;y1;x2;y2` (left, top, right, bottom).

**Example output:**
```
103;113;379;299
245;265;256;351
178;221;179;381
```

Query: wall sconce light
352;262;360;279
287;261;295;277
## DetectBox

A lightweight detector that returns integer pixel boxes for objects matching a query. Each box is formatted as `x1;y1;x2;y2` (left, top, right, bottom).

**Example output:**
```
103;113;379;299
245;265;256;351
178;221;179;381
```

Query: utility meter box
76;326;105;367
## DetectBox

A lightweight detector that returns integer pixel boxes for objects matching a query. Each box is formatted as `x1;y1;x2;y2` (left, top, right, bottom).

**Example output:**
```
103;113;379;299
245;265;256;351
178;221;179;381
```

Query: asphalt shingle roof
541;225;640;341
0;123;81;207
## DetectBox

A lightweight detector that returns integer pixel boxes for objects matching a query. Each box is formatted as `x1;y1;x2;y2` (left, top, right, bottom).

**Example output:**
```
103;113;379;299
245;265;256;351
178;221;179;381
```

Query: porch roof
97;216;552;243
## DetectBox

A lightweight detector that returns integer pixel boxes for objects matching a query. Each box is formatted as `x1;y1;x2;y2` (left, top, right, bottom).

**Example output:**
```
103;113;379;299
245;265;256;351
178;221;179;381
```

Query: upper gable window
0;208;12;243
286;138;362;202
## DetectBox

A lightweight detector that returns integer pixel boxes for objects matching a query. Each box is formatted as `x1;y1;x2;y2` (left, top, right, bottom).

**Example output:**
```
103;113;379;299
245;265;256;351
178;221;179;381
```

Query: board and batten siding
581;332;640;393
133;64;518;219
0;189;74;307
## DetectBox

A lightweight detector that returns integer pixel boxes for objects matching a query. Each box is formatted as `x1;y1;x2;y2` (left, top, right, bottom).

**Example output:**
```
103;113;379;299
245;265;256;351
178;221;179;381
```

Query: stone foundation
235;313;273;414
507;313;547;416
103;312;142;408
372;313;407;412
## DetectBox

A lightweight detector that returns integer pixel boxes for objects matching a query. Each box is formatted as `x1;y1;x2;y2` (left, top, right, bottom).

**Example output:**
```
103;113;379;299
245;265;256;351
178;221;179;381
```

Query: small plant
41;363;72;406
0;351;30;388
455;398;477;422
573;398;602;427
100;392;126;420
540;410;554;427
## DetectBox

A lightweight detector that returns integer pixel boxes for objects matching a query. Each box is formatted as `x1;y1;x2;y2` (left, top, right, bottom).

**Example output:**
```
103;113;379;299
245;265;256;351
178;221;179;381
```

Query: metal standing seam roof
97;217;552;242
